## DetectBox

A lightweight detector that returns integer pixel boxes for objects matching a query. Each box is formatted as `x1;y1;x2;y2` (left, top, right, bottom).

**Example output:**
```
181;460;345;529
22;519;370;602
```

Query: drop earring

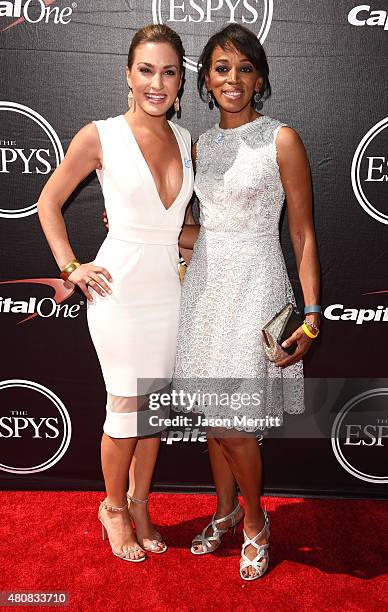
207;90;214;110
174;96;181;118
254;91;263;112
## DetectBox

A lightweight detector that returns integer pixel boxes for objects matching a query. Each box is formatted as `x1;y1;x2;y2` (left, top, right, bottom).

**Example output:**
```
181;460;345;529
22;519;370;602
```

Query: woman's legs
218;435;267;578
100;432;145;560
208;437;239;515
100;392;156;560
192;436;240;553
128;436;166;551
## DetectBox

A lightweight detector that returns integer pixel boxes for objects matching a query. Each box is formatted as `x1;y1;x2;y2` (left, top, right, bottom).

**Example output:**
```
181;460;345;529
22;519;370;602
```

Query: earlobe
125;66;131;88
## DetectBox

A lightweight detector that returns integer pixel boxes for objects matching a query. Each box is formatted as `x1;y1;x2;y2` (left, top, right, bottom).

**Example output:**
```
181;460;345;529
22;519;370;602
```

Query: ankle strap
213;501;242;527
127;494;149;504
100;499;127;512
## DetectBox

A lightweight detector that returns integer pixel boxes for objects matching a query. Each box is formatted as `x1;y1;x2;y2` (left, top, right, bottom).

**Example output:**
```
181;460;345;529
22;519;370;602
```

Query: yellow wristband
302;322;319;339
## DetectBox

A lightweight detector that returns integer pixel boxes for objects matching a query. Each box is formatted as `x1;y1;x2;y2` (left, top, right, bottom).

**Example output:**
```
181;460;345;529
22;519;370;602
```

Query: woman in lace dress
175;25;321;580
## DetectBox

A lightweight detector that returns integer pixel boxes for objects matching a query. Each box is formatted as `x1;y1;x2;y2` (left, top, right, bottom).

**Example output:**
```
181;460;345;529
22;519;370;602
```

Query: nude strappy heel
98;498;146;562
239;508;270;580
191;502;244;555
127;493;167;554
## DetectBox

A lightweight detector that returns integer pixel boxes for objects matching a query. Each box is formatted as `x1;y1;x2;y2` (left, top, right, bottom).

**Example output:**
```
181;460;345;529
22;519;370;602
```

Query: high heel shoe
239;508;270;580
191;502;244;555
98;499;146;562
127;493;167;554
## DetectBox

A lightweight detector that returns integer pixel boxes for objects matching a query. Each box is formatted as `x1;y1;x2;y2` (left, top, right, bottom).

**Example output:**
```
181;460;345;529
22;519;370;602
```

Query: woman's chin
216;98;250;114
140;101;172;117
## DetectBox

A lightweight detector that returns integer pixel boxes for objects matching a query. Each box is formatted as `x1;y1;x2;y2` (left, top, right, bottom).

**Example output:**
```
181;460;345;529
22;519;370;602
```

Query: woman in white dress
175;25;321;580
37;25;193;562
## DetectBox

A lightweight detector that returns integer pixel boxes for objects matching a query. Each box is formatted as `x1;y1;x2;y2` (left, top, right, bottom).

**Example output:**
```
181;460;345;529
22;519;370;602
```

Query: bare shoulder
276;126;308;166
71;122;100;148
66;122;102;168
276;126;304;149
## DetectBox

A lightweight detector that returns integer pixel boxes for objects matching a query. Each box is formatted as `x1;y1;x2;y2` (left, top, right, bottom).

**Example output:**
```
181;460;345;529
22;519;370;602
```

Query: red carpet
0;492;387;611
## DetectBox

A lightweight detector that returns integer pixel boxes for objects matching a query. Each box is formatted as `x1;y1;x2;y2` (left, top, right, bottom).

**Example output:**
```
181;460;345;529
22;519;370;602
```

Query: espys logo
348;5;388;30
0;278;80;324
331;389;388;484
152;0;273;72
351;117;388;225
0;0;76;31
0;379;71;474
0;101;63;219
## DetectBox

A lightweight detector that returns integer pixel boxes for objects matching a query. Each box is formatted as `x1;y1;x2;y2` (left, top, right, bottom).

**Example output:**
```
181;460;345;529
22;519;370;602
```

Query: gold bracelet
60;259;81;281
178;261;187;283
301;322;320;339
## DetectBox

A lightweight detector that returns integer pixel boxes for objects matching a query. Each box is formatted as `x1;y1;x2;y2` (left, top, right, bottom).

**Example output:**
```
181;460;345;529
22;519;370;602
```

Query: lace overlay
173;116;305;432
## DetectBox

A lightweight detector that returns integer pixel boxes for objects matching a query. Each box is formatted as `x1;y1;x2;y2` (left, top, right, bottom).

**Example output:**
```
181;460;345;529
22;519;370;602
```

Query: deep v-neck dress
87;115;194;437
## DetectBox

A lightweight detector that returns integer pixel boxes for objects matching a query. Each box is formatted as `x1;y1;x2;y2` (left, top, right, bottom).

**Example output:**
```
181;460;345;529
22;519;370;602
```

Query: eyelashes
215;65;254;74
139;67;177;76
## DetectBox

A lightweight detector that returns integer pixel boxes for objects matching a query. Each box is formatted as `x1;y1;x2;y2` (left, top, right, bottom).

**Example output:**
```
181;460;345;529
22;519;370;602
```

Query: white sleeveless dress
87;115;194;437
173;116;305;433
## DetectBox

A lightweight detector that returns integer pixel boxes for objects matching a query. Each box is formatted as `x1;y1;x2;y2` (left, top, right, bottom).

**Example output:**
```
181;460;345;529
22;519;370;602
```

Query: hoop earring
254;91;263;112
207;90;214;110
128;86;135;111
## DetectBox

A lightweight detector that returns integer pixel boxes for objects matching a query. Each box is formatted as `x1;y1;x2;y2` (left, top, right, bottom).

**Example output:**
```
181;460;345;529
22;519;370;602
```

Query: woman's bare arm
38;123;101;267
275;127;321;367
179;202;200;251
37;123;112;301
179;142;200;254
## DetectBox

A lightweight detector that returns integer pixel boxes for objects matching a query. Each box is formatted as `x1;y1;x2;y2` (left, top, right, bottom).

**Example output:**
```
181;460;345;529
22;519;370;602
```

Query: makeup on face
127;42;181;116
206;45;262;112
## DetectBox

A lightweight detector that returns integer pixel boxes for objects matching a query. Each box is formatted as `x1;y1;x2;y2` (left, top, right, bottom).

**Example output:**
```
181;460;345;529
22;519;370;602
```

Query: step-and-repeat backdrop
0;1;387;498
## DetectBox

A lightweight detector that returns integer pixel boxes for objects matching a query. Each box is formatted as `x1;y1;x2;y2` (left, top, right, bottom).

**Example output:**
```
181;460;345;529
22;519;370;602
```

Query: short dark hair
197;24;271;104
128;24;185;72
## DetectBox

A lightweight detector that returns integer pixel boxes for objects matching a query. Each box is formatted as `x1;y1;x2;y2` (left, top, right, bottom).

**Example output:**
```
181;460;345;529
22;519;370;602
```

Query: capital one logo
324;287;388;325
331;388;388;484
0;379;71;474
0;1;75;31
348;5;388;30
152;0;273;72
0;101;63;219
0;278;79;324
351;117;388;225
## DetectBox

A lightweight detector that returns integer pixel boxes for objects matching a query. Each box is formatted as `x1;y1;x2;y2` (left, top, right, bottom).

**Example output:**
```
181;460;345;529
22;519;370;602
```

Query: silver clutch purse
261;303;302;362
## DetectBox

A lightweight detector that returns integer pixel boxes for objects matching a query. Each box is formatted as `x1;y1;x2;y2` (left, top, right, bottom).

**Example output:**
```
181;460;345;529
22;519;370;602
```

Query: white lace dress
173;116;305;433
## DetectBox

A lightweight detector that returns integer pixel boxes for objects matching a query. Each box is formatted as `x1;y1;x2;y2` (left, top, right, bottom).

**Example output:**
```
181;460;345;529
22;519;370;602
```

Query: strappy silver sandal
240;509;270;580
191;502;244;555
127;493;167;554
98;499;146;562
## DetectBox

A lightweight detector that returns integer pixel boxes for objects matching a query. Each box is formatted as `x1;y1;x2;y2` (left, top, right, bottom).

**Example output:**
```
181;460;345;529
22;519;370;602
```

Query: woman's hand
103;209;109;230
274;325;316;368
67;263;112;302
